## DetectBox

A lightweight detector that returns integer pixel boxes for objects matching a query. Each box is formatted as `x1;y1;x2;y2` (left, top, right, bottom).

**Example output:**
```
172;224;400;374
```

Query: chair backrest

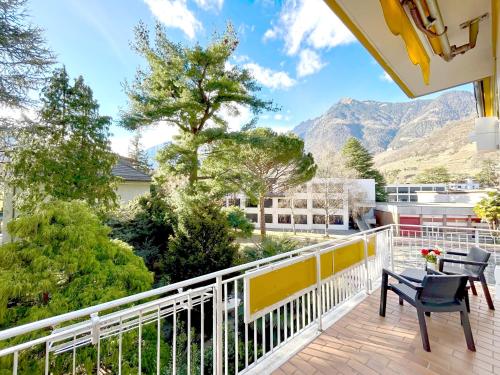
465;246;490;275
420;275;468;305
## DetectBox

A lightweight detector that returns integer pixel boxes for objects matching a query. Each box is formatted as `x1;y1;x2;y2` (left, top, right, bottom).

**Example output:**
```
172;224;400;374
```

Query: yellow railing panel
247;257;316;320
245;236;377;322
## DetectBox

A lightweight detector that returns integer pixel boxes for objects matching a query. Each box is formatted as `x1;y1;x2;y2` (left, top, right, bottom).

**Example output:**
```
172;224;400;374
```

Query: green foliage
0;200;153;373
164;200;239;283
341;138;387;202
7;67;118;213
107;187;177;286
0;0;54;107
121;22;276;188
475;159;499;188
0;200;153;328
128;130;152;173
205;128;316;237
224;206;254;238
240;236;299;263
414;166;452;184
474;191;500;231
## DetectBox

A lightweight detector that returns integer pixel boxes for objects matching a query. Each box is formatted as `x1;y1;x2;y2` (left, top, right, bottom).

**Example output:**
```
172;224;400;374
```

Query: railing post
315;251;322;332
363;234;371;294
389;227;395;272
215;276;223;375
475;229;480;246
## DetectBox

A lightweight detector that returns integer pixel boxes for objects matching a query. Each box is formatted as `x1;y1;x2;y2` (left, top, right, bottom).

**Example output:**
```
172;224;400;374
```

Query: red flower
421;249;429;256
434;249;441;255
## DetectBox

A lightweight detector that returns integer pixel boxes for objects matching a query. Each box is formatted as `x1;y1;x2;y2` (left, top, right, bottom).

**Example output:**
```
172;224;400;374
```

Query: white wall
116;182;151;204
416;191;489;204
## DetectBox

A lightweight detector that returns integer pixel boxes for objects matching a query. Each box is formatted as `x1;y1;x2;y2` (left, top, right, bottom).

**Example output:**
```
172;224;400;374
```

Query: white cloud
274;114;283;120
111;123;179;156
380;71;394;82
297;49;325;77
266;0;355;56
144;0;202;39
193;0;223;11
244;62;296;90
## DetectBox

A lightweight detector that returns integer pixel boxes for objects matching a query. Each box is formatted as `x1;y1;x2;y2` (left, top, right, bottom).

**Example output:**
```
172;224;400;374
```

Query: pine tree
341;138;387;202
128;130;152;173
0;0;54;107
7;67;118;212
121;22;276;190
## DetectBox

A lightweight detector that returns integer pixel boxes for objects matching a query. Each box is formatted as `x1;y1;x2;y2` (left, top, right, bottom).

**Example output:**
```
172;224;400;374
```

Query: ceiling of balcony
325;0;495;98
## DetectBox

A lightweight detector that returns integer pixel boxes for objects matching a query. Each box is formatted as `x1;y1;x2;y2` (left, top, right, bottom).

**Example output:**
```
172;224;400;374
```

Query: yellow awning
379;0;431;85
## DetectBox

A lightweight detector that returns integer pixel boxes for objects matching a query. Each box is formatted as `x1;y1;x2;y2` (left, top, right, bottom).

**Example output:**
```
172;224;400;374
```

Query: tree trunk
189;145;199;187
259;195;266;240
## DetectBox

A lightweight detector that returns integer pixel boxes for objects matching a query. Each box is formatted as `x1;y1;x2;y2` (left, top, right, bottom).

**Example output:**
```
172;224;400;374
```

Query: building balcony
0;225;498;374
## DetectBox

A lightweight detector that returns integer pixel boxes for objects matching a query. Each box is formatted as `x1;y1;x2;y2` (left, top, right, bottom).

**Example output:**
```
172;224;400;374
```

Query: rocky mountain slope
293;91;476;154
373;119;499;182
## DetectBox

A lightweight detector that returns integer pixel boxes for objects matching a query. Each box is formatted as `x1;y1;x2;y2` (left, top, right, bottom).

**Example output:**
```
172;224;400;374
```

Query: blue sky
29;0;469;155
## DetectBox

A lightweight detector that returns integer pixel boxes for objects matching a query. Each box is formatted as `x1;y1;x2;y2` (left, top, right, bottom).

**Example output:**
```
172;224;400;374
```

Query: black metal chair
438;246;494;310
380;268;475;352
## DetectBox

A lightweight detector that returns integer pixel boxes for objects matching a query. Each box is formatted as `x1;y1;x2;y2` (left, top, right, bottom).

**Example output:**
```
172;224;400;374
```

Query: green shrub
224;206;254;238
164;200;239;283
107;189;176;285
240;236;299;263
0;200;153;373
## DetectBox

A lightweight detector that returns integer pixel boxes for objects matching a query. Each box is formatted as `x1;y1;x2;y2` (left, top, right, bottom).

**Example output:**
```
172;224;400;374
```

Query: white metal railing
0;224;498;374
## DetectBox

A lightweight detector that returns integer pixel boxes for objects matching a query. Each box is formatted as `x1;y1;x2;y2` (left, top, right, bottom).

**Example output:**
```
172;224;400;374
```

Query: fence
0;224;498;374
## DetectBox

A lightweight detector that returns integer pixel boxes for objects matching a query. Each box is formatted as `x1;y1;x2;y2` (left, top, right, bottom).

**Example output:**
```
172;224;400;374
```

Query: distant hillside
374;119;499;182
293;91;476;154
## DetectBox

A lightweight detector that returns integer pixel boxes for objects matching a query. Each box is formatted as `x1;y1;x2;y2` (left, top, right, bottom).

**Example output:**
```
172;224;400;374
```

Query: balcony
0;225;498;374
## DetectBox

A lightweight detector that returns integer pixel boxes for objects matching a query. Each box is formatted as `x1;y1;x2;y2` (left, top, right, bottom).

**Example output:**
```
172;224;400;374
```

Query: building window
246;213;258;223
264;198;273;208
421;186;432;191
386;187;397;193
293;199;307;209
409;187;420;193
296;184;308;193
311;183;325;193
227;198;240;207
294;215;308;224
398;196;409;202
410;194;418;202
332;183;344;193
312;199;325;208
278;199;290;208
329;215;344;225
265;214;273;223
435;187;445;192
398;187;409;193
278;214;291;224
245;199;257;208
313;215;325;224
388;195;397;202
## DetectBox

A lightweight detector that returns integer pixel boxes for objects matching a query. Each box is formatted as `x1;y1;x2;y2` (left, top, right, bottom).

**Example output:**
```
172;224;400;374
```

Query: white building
225;178;375;232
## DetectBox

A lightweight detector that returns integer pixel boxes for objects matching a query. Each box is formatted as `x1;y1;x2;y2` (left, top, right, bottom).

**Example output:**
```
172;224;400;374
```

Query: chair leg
469;279;478;296
417;309;431;352
460;308;476;351
399;297;404;306
465;292;470;313
425;312;431;317
380;271;388;317
479;275;495;310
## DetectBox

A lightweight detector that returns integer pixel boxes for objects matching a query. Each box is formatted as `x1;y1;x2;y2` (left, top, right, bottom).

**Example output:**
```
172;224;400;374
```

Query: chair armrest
446;251;468;256
441;258;488;267
382;269;423;290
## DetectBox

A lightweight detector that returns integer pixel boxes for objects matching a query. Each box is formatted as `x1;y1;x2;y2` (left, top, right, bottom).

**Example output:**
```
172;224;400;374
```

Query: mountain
292;91;476;154
374;119;499;182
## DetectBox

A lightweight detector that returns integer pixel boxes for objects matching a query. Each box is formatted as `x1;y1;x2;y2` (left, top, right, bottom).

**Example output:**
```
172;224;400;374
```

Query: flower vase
426;261;437;272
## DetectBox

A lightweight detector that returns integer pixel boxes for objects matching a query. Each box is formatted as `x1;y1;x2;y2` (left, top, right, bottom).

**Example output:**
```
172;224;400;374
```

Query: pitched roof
112;156;152;182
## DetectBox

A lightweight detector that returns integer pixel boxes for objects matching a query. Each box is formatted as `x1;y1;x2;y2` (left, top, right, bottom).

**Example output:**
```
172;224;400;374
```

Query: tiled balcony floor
273;285;499;375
